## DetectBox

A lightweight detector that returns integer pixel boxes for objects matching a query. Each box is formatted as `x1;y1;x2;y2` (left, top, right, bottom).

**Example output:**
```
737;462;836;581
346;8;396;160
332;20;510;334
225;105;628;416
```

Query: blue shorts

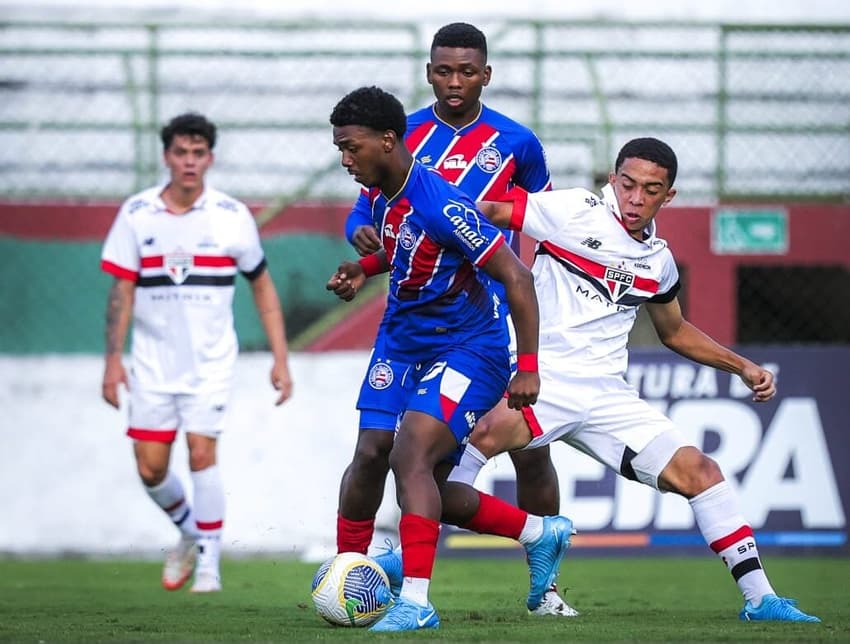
356;347;416;432
356;339;510;465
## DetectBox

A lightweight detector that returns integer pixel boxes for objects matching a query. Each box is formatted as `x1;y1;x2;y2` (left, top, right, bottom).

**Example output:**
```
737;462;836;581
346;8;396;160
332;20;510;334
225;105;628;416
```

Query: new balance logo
581;237;602;250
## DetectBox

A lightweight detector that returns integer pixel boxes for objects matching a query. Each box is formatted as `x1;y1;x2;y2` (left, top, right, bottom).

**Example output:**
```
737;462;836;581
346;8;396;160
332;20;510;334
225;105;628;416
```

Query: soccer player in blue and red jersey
327;86;573;631
339;23;573;617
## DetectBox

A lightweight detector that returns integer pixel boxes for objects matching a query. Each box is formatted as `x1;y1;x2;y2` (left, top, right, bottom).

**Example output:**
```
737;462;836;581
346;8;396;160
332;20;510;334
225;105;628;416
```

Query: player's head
160;112;217;151
160;112;216;191
609;137;678;240
427;23;491;124
330;86;409;189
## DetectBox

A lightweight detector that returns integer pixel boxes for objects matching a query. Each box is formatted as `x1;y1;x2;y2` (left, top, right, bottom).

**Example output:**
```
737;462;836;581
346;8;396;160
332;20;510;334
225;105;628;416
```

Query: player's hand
326;261;367;301
740;363;776;402
505;370;540;410
102;358;129;409
270;361;293;406
351;225;381;256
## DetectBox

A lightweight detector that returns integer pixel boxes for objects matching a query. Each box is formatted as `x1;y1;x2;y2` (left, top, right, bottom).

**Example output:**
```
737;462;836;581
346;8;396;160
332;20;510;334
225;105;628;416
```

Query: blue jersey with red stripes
345;102;551;250
367;161;509;362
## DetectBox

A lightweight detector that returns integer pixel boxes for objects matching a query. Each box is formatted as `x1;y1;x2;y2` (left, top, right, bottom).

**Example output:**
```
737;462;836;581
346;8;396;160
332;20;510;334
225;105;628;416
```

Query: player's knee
662;447;723;497
136;460;167;486
351;432;394;472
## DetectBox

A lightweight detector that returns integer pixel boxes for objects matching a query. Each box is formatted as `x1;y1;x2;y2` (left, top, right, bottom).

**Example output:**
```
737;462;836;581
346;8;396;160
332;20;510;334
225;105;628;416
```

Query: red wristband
358;254;383;277
517;353;538;372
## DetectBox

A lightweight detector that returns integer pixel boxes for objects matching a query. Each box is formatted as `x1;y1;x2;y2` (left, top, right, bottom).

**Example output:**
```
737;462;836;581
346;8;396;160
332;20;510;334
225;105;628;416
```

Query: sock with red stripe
398;513;440;607
689;481;774;604
336;515;374;555
145;470;199;539
192;465;224;573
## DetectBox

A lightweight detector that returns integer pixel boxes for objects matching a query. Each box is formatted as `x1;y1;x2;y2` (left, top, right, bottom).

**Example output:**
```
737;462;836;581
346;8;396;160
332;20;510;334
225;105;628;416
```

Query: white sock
689;481;774;604
191;465;225;539
196;535;221;575
448;444;488;485
400;576;430;607
145;471;199;539
518;514;544;545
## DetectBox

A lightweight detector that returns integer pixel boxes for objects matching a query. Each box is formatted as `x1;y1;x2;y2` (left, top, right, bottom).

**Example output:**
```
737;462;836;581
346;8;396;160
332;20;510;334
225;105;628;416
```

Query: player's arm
475;200;514;229
345;192;381;256
480;244;540;410
326;249;388;302
249;268;293;405
102;277;134;409
645;297;776;402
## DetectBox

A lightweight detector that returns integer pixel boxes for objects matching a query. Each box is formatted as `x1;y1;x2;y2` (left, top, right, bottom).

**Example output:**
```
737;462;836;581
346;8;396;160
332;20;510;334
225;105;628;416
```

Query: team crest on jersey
603;266;635;302
397;223;417;250
475;146;502;173
165;251;193;284
368;362;394;390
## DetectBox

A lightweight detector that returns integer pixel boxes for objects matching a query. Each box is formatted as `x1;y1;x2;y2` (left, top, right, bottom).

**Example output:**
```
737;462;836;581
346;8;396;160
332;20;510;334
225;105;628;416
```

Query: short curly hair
431;22;487;59
329;86;407;139
160;112;216;151
615;137;678;187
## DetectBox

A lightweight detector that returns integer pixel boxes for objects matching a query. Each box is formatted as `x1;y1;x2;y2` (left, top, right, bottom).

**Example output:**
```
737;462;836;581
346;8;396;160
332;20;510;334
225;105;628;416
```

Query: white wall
0;353;386;560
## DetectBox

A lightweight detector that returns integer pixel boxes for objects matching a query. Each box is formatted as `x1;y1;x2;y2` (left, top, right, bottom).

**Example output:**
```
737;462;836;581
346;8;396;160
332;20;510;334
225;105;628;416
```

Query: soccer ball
310;552;392;627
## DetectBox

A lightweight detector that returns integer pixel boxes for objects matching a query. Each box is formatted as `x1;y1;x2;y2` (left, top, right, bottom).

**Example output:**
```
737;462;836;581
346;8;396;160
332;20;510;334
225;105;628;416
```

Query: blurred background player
327;85;571;632
447;137;820;623
100;112;294;593
339;22;572;616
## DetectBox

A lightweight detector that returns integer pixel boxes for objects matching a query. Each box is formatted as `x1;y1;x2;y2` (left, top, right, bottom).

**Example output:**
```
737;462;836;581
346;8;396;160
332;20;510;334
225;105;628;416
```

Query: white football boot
530;585;580;617
161;536;198;591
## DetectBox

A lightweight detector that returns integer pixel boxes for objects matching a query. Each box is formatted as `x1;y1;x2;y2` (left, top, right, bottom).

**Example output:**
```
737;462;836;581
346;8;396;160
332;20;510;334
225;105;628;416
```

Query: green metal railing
0;19;847;203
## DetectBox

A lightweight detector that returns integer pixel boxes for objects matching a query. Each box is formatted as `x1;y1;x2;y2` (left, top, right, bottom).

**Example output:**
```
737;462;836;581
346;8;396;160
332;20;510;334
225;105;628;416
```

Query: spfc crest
165;251;193;284
603;266;634;302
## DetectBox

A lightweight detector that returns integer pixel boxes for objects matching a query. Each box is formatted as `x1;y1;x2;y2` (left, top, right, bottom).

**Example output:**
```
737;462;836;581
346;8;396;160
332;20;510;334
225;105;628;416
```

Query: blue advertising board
440;347;849;556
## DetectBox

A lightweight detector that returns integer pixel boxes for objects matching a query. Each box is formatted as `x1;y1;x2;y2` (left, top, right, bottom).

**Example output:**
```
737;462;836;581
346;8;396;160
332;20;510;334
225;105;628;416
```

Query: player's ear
382;131;395;153
482;64;492;87
425;62;434;85
662;187;677;206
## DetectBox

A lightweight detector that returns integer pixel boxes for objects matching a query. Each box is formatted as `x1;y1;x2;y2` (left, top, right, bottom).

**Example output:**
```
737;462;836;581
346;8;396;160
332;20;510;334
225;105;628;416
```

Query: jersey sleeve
100;204;140;280
344;188;374;244
511;132;552;193
649;249;681;302
428;192;505;268
509;188;589;242
233;203;266;279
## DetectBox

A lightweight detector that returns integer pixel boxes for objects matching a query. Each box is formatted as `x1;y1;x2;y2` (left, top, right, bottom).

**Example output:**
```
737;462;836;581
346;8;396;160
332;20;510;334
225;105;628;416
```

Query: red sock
399;513;440;579
462;491;527;539
336;515;374;554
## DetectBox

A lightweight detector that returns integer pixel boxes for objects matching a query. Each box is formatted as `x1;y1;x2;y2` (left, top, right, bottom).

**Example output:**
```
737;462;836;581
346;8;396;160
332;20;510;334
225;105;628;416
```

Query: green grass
0;556;847;642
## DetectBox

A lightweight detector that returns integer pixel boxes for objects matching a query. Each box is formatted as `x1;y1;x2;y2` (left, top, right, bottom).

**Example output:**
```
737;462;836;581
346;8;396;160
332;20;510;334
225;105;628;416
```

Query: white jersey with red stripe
513;183;680;377
101;185;265;392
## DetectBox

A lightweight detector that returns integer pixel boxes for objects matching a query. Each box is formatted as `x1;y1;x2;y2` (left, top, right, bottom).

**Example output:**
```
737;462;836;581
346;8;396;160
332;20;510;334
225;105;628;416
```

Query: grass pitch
0;556;846;641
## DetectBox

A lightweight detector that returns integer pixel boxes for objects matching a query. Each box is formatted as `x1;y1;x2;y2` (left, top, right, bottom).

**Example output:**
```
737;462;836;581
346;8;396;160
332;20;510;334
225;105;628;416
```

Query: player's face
163;134;213;192
609;157;677;240
333;125;390;188
427;46;491;123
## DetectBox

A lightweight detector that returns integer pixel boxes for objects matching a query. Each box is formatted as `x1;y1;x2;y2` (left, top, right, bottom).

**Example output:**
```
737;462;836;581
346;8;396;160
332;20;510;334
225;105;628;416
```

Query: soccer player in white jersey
443;137;820;623
100;113;293;593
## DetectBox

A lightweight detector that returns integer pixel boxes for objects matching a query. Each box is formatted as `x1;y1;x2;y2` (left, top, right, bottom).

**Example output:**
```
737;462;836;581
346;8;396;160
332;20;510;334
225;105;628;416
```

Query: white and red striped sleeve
100;204;140;281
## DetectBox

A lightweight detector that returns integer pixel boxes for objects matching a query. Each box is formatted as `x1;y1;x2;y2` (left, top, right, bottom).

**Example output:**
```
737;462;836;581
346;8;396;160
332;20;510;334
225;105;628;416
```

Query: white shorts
522;371;693;490
127;382;231;443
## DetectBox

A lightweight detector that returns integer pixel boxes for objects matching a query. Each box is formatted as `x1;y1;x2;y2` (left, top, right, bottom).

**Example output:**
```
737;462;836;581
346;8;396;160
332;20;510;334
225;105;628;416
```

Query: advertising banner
442;347;849;556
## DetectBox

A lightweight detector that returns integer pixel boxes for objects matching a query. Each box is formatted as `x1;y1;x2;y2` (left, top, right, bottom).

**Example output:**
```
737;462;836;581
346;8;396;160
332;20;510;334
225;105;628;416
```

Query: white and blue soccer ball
310;552;392;627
